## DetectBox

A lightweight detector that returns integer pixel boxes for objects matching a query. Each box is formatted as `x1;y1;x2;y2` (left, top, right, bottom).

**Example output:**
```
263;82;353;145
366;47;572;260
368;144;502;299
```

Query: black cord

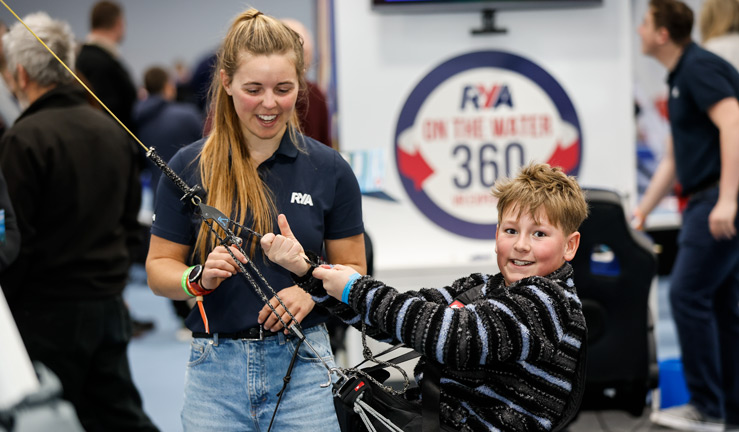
267;338;303;432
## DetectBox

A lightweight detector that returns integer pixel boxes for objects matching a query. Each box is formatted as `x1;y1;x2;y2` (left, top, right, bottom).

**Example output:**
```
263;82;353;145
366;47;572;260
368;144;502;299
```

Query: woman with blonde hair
700;0;739;70
145;8;365;431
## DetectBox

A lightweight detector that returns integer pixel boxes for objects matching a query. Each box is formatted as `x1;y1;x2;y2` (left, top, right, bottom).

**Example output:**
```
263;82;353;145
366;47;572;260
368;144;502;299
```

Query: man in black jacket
0;12;158;432
75;1;137;133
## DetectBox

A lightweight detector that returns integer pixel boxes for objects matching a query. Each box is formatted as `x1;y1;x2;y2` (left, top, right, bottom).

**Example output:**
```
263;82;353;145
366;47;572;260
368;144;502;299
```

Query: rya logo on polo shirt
290;192;313;206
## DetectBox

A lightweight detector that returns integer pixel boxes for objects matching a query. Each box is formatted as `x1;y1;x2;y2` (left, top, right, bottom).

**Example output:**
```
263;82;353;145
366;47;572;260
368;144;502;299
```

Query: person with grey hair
0;12;159;432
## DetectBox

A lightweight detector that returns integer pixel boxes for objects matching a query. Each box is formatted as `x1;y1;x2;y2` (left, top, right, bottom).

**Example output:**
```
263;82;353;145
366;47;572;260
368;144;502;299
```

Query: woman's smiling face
221;52;299;144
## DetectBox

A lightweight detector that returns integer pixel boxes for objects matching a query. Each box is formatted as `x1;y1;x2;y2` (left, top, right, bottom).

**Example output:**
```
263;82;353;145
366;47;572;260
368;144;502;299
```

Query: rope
355;394;404;432
344;322;411;396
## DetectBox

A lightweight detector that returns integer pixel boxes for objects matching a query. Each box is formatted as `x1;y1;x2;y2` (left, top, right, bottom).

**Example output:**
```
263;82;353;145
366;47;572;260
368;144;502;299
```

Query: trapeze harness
3;3;586;430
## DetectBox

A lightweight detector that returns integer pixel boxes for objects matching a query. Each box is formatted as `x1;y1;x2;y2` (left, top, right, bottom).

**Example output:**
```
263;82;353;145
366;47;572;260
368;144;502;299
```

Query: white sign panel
334;0;634;272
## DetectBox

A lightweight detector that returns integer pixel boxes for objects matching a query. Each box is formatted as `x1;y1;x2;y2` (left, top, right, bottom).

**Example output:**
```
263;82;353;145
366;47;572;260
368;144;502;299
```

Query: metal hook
320;368;333;388
330;366;348;382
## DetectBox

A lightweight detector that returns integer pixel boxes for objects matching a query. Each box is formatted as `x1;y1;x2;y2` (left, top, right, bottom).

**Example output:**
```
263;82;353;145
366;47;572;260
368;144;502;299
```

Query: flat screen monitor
372;0;603;13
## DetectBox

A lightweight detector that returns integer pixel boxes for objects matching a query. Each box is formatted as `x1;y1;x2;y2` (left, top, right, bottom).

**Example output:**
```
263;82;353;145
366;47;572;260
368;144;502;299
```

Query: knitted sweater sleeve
296;272;485;345
297;267;580;371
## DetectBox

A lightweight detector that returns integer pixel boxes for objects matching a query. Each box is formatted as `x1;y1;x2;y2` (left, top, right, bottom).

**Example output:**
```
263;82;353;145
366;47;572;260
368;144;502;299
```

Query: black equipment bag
333;357;460;432
333;371;424;432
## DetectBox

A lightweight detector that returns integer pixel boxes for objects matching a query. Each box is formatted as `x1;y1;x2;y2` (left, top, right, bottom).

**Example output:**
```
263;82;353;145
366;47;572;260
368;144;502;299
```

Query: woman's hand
260;214;311;276
313;264;359;300
257;286;315;333
201;244;248;290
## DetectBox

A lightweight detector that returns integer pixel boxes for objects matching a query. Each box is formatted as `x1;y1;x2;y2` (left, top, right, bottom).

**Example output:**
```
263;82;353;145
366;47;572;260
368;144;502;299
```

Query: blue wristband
342;273;361;304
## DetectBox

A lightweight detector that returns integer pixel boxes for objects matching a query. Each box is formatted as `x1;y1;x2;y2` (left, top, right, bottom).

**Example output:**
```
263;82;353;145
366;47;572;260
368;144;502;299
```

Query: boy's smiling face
495;206;580;286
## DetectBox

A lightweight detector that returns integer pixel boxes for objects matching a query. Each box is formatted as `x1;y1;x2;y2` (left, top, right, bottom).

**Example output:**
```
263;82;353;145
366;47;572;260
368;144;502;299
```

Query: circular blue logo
395;50;582;239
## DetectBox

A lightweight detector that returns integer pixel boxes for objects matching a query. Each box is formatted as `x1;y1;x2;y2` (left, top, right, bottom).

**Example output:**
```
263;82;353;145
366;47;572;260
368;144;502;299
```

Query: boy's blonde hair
492;163;588;234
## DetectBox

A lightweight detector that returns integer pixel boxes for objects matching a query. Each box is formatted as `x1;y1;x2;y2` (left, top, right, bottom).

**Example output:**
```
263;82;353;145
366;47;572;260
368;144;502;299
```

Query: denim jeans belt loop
191;326;280;341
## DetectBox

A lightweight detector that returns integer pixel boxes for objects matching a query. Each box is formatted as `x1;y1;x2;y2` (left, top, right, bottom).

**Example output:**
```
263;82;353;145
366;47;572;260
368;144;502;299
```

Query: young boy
260;163;589;432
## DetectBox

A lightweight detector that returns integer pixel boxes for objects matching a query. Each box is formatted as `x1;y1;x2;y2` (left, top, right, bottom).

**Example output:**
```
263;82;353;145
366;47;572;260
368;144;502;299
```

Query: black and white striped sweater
299;263;586;432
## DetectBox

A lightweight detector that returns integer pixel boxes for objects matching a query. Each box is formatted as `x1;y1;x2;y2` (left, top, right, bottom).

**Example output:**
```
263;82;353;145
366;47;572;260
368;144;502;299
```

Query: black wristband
292;250;321;285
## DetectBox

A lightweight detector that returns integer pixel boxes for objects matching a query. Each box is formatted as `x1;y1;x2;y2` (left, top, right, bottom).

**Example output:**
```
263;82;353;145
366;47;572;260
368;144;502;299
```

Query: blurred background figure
0;167;18;272
76;0;137;133
0;21;20;137
282;18;332;147
77;1;155;336
134;65;203;332
700;0;739;70
172;59;198;106
189;50;217;116
134;65;203;202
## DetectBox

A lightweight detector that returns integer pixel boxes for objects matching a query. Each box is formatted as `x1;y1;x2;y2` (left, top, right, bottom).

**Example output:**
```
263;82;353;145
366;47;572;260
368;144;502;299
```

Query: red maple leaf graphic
397;146;434;190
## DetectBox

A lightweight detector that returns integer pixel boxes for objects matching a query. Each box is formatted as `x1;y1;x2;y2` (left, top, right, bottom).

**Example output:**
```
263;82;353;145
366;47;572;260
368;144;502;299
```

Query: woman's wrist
181;265;213;297
292;250;319;284
294;257;312;277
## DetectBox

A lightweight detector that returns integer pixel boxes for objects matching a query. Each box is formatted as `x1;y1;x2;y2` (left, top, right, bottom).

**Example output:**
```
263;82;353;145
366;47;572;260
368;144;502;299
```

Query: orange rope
196;297;210;334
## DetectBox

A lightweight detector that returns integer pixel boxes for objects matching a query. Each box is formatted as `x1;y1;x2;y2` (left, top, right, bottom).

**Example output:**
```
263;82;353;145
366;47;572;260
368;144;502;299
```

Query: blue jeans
181;323;341;431
670;187;739;423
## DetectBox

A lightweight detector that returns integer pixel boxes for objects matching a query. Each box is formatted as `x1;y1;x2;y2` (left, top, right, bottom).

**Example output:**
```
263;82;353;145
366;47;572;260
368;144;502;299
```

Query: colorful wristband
342;273;361;304
187;278;213;296
181;266;196;297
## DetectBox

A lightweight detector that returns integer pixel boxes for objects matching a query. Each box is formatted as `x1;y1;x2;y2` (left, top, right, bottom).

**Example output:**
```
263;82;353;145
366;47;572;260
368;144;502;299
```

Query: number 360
452;142;524;189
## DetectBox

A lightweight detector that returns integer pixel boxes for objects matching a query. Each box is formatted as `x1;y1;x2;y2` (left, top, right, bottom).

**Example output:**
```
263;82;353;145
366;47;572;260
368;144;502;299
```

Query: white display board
334;0;634;275
0;287;38;410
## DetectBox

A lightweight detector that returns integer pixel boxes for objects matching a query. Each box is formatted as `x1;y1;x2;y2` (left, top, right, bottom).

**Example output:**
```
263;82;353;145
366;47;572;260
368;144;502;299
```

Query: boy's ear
563;231;580;262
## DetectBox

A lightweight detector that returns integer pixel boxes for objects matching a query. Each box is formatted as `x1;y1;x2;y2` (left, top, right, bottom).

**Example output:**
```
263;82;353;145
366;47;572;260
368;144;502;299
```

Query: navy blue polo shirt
151;131;364;333
667;42;739;195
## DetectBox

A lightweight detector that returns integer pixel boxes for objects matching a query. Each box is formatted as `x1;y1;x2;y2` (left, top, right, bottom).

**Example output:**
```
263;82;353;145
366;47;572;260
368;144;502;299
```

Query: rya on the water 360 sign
395;50;583;239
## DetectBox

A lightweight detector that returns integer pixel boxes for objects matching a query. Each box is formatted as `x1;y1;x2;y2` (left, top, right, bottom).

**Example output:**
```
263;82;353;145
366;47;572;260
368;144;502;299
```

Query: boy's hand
260;214;311;276
313;264;358;300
